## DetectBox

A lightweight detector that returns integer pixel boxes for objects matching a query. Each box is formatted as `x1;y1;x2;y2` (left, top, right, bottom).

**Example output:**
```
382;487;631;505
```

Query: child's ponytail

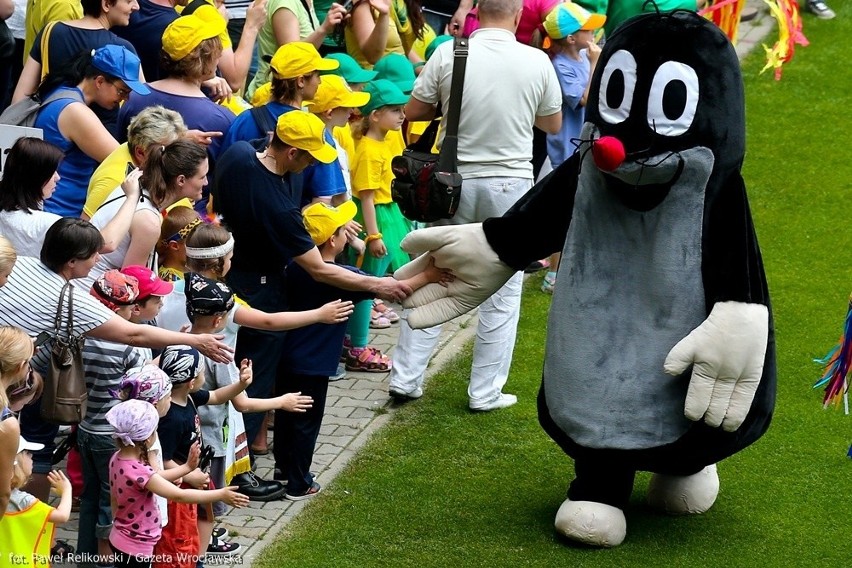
141;139;208;207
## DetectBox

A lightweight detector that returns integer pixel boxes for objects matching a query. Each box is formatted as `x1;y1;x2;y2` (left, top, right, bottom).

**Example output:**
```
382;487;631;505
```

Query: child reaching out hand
106;399;248;568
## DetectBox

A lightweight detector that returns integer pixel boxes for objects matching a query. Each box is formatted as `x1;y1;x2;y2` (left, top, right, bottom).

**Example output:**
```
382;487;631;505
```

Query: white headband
185;235;235;259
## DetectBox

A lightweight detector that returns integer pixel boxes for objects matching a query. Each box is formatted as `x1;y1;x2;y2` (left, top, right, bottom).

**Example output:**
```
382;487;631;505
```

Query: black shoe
232;472;286;502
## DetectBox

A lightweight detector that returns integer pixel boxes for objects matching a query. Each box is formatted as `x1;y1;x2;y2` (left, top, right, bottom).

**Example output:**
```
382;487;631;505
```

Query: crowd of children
0;1;614;566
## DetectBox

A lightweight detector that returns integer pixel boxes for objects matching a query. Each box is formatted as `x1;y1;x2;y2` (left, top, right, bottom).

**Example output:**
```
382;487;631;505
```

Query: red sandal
345;347;392;372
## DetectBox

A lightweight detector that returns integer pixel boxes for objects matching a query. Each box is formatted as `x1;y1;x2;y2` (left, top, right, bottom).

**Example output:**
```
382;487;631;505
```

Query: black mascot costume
395;10;776;546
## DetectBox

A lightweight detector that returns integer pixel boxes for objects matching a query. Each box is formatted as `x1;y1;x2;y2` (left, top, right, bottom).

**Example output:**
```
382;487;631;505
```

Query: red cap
120;265;174;299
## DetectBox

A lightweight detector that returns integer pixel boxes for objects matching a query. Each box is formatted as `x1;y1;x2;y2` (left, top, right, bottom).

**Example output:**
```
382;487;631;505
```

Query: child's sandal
370;311;392;329
373;300;400;323
345;347;392;373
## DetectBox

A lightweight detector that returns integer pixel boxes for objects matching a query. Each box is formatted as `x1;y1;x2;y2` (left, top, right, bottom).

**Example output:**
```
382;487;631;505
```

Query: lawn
256;11;852;568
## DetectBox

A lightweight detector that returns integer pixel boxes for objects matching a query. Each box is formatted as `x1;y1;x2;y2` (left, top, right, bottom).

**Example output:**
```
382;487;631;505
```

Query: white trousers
389;175;531;405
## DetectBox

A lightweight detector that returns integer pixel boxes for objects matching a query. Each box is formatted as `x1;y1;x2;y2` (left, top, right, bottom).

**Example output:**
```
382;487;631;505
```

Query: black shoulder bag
391;37;468;223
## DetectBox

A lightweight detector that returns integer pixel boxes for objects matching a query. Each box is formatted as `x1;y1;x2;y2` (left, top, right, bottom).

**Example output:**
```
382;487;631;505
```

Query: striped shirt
78;339;151;434
0;256;113;339
224;0;251;20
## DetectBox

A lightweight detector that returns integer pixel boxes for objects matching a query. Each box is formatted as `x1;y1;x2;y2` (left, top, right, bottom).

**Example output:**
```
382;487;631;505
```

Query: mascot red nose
396;9;776;547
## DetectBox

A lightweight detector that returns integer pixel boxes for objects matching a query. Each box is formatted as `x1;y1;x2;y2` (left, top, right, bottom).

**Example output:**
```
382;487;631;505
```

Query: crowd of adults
0;0;835;564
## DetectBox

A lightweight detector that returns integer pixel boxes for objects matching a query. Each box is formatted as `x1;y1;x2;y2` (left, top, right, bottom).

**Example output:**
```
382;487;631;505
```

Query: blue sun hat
91;45;150;95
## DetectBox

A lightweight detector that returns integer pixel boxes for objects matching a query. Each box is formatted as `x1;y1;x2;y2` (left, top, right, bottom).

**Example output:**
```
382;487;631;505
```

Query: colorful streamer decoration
759;0;809;80
699;0;809;80
813;294;852;412
699;0;747;43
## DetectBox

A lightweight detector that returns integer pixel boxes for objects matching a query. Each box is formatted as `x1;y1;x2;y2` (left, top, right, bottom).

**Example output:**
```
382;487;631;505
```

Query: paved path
52;5;775;564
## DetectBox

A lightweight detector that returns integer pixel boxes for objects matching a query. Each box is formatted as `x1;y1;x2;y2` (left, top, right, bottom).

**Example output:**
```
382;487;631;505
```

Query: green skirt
351;199;412;274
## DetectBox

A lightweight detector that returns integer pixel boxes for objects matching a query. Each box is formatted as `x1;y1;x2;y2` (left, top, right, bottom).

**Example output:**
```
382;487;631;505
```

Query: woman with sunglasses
0;326;36;521
28;44;148;218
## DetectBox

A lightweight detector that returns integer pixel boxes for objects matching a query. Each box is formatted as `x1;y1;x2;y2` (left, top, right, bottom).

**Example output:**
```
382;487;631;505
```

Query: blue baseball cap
91;45;150;95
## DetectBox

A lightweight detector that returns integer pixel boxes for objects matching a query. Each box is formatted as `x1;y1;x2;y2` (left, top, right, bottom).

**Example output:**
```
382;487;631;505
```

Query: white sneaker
807;0;836;19
469;393;517;411
388;386;423;401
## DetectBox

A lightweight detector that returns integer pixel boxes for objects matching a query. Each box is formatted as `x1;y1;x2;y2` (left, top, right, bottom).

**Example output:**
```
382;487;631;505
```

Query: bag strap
436;37;468;172
250;105;276;137
66;284;75;338
54;282;74;338
39;21;58;80
95;190;150;213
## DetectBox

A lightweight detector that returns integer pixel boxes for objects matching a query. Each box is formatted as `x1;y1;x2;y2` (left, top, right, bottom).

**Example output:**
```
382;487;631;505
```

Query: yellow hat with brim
251;82;272;106
305;75;371;114
162;4;227;60
275;111;337;164
269;42;339;80
302;200;357;245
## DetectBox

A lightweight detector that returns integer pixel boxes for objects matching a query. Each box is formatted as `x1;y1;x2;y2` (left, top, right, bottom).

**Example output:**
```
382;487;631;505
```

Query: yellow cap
162;5;227;61
250;82;272;106
305;75;371;114
302;200;357;245
270;42;339;79
275;112;337;164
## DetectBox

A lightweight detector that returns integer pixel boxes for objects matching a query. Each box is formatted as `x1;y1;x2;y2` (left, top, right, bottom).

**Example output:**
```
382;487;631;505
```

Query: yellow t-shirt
84;143;134;218
333;124;357;166
351;136;396;204
23;0;83;65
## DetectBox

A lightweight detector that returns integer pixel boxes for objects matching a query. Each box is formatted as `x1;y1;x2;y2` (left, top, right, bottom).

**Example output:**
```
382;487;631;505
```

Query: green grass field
257;11;852;567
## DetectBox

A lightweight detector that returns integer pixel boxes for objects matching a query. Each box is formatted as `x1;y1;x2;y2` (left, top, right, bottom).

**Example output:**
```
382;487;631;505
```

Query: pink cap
120;265;174;299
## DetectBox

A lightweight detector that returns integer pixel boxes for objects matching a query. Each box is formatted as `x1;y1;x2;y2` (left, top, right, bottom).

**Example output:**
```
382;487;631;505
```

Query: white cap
17;436;44;454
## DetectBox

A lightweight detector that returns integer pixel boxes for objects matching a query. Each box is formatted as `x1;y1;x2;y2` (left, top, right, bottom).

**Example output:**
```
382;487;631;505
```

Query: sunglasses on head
8;370;35;398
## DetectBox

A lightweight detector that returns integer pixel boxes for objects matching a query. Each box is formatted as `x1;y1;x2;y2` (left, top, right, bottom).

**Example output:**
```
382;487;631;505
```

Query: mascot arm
665;173;771;432
482;153;580;270
395;154;580;329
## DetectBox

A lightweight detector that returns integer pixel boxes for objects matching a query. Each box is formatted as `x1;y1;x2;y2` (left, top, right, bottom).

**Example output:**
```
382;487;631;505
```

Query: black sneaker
285;480;322;501
206;537;240;556
807;0;836;19
232;471;287;502
212;527;229;541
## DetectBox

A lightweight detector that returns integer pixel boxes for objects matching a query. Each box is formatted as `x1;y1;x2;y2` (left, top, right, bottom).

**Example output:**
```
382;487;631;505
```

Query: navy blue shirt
282;262;373;376
157;389;210;464
221;102;297;152
113;0;179;82
214;140;314;276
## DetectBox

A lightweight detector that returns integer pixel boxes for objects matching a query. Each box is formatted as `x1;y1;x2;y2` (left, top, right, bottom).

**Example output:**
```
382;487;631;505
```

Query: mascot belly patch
545;140;713;450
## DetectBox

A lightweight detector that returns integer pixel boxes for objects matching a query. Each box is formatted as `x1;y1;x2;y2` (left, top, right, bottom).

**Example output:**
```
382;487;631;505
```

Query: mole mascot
395;9;776;547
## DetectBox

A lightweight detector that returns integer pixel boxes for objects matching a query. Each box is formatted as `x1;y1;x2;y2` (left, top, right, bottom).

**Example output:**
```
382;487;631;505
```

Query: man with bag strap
390;0;561;411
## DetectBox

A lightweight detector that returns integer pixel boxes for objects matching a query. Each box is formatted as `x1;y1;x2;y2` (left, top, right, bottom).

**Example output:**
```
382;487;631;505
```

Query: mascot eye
646;61;699;136
598;50;637;125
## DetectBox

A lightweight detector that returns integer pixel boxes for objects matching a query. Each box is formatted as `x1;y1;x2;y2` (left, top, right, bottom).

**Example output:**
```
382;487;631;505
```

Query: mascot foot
554;499;627;547
647;464;720;514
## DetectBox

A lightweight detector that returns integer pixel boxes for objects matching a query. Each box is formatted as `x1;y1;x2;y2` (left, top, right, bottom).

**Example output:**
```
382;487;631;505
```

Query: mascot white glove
394;224;516;329
664;301;769;432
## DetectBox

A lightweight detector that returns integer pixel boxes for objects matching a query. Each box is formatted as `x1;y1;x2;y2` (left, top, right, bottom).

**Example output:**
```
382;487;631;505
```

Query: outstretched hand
319;299;355;324
239;359;253;386
394;224;515;329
